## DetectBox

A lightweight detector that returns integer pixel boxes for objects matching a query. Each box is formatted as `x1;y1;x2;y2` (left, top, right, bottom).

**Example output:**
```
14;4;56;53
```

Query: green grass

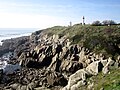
78;68;120;90
90;68;120;90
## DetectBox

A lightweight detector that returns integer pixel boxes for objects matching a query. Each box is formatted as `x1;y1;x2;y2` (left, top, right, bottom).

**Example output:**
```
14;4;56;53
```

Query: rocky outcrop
86;61;103;75
0;30;120;90
0;36;29;57
45;71;67;87
102;57;115;74
12;34;118;90
63;69;90;90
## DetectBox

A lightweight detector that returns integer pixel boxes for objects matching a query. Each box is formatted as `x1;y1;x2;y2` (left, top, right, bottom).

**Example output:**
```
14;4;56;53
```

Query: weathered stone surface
34;87;51;90
38;53;46;62
102;66;109;74
87;82;94;90
27;81;38;89
107;57;115;67
47;54;58;70
101;60;108;67
85;59;92;65
78;48;87;62
71;80;86;90
19;85;27;90
60;60;83;74
102;58;115;74
64;69;90;90
86;61;103;75
46;71;67;87
10;83;20;89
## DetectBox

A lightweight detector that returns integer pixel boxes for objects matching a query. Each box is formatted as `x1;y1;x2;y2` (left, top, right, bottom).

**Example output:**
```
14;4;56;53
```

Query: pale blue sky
0;0;120;28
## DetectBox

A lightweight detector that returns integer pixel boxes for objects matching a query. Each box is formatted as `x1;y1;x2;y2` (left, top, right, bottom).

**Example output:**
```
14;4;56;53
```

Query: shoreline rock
0;29;120;90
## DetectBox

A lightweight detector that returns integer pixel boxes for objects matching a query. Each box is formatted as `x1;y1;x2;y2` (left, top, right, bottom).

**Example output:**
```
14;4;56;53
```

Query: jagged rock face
15;34;109;89
60;60;83;74
0;36;29;57
1;33;119;90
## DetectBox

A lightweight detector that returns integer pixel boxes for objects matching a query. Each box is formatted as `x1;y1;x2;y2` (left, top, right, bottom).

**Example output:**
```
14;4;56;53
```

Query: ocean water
0;28;38;74
0;28;38;45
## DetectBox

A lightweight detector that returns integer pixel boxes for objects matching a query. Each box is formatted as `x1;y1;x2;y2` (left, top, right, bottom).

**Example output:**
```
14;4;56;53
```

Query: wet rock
0;69;3;82
4;64;21;75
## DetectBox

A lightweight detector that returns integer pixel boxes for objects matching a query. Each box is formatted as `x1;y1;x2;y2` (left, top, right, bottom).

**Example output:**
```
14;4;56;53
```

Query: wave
0;32;32;45
0;33;21;37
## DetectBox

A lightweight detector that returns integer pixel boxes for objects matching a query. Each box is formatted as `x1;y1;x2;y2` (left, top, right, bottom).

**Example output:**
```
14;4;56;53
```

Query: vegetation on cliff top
40;24;120;59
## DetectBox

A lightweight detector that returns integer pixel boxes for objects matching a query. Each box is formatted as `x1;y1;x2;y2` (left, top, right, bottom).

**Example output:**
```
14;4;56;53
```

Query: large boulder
60;60;83;74
86;61;103;75
63;69;90;90
45;71;67;87
102;57;115;74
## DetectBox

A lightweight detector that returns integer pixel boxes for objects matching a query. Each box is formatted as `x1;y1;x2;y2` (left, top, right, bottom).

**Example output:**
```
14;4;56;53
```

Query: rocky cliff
0;25;120;90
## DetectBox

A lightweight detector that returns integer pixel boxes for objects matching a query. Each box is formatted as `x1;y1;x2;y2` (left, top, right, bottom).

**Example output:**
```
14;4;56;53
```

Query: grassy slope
89;68;120;90
78;68;120;90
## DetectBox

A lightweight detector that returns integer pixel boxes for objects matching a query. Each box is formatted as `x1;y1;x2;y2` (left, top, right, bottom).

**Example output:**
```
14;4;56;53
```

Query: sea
0;28;38;45
0;28;38;74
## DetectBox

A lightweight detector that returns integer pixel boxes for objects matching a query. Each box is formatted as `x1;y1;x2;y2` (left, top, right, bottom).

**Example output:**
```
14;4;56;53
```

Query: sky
0;0;120;29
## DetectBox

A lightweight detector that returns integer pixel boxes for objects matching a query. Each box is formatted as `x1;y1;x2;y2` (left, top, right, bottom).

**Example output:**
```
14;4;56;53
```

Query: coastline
0;25;120;90
0;28;37;45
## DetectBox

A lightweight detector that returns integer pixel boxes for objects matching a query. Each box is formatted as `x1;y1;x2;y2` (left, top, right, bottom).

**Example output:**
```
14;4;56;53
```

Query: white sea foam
0;60;21;75
0;29;36;45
